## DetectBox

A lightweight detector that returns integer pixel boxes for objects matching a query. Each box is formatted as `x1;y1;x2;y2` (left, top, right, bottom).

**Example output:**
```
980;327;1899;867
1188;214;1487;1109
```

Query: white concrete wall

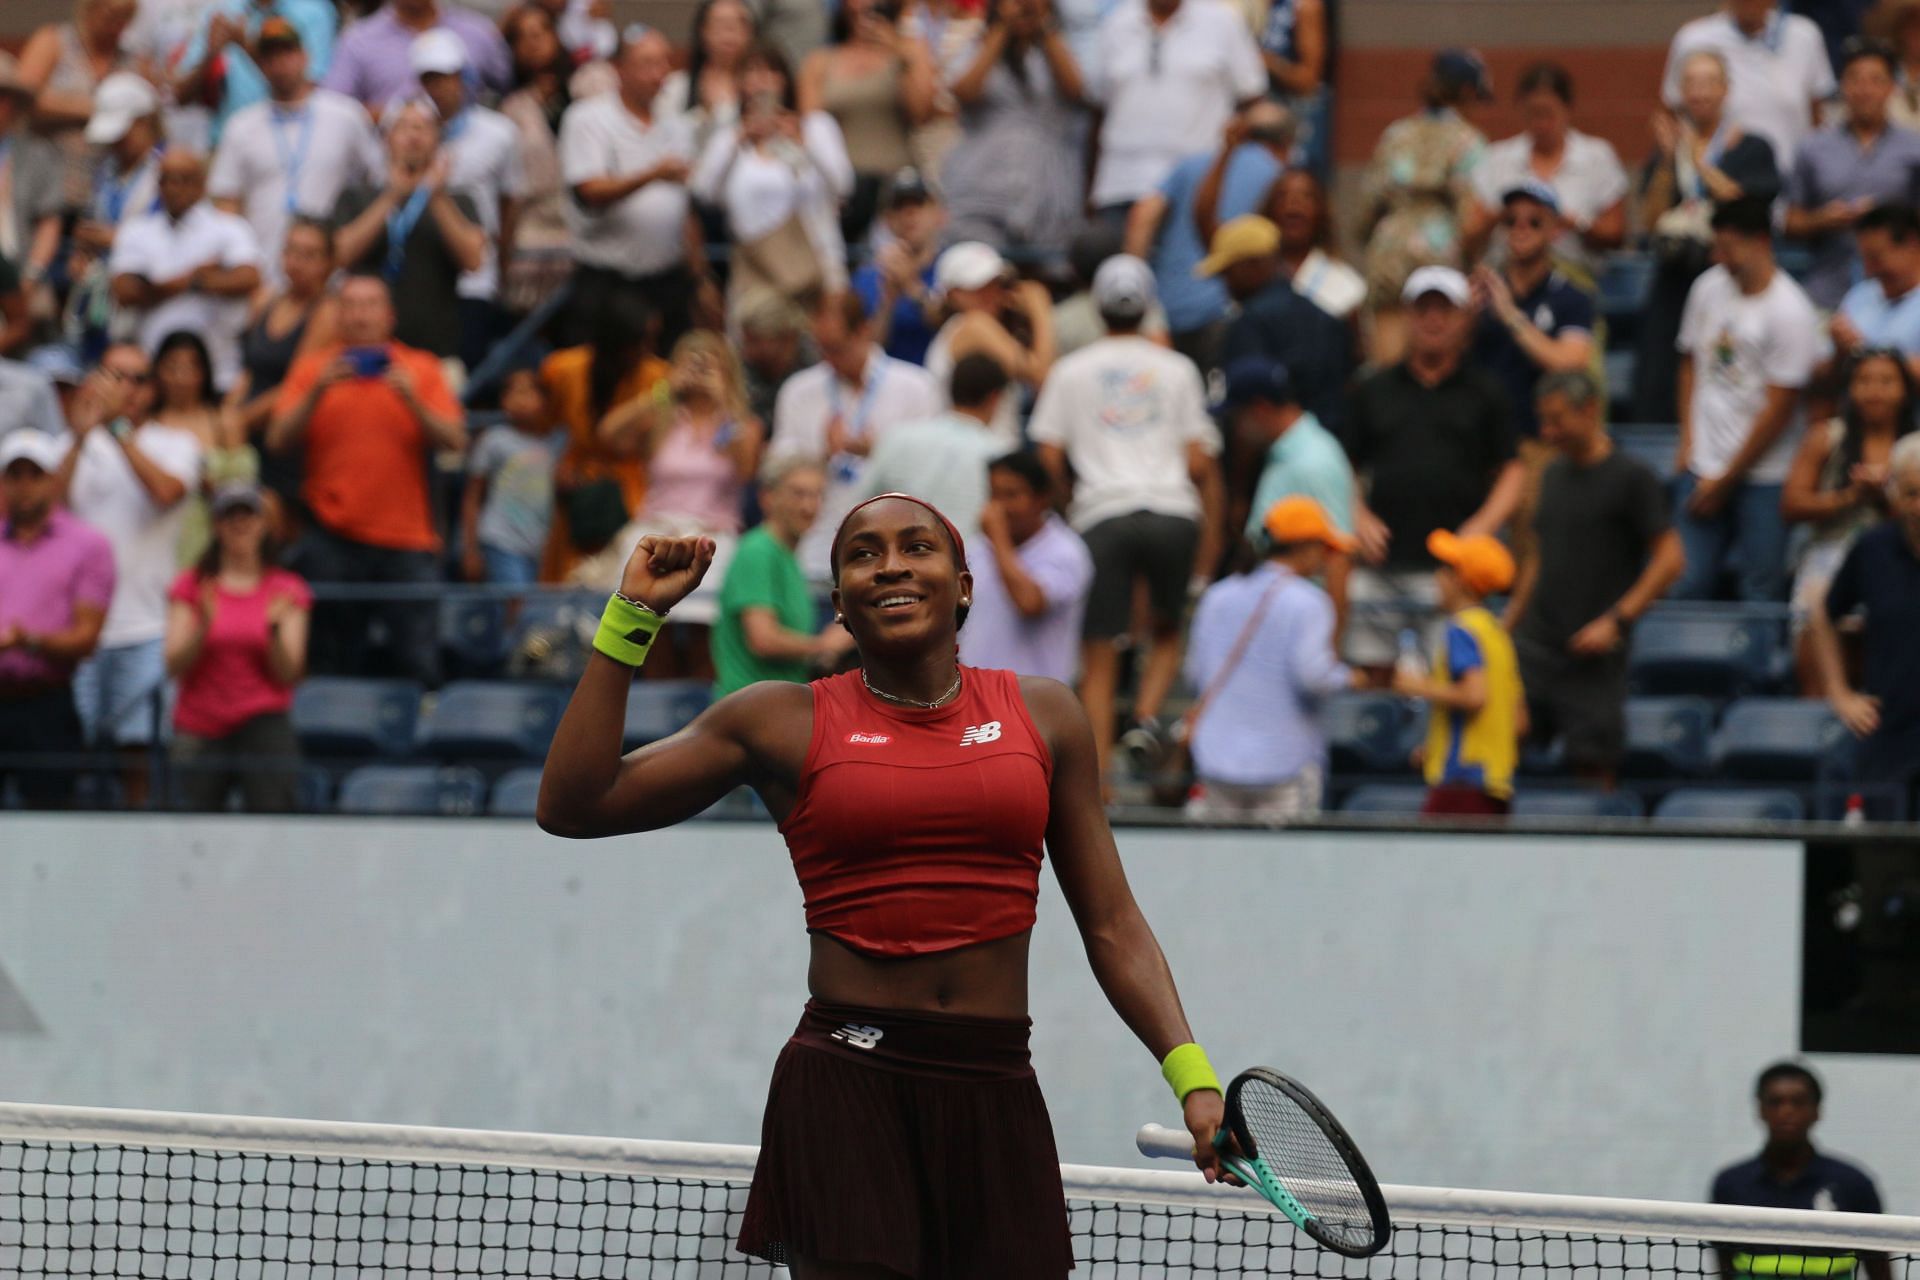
2;817;1915;1210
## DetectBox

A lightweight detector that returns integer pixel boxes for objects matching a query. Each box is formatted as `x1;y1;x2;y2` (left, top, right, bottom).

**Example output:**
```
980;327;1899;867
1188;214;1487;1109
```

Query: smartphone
346;346;391;379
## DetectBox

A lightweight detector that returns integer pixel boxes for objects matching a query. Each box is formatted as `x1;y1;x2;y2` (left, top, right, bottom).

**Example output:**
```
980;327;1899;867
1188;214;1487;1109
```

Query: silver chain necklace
861;668;962;710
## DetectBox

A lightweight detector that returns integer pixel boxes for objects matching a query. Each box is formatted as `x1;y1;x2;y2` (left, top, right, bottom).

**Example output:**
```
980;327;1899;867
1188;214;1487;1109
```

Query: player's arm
539;535;790;836
1022;675;1228;1181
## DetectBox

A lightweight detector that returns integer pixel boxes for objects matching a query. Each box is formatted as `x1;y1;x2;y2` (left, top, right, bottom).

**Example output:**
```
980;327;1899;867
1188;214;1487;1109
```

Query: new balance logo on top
959;721;1002;746
831;1023;885;1050
846;732;891;745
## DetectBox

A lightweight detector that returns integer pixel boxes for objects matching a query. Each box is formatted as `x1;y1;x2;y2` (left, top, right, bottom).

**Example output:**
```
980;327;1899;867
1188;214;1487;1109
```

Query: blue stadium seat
1653;787;1806;822
418;681;569;762
1323;693;1416;774
1711;698;1850;782
489;767;544;817
1615;432;1679;479
624;681;713;751
1628;613;1782;697
1340;784;1429;815
291;678;423;760
440;597;510;679
1511;789;1645;819
1621;696;1716;778
1604;350;1636;408
295;767;334;814
337;765;488;816
1597;253;1653;336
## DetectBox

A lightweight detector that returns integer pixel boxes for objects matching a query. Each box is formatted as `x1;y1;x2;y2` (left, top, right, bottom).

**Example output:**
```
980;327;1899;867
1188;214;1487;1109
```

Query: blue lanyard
826;360;885;483
442;107;471;142
96;150;162;225
384;185;431;280
269;102;315;214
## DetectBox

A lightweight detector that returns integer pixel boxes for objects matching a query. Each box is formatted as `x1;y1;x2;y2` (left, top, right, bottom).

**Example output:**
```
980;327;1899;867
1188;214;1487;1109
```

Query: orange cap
1427;529;1515;595
1263;496;1356;552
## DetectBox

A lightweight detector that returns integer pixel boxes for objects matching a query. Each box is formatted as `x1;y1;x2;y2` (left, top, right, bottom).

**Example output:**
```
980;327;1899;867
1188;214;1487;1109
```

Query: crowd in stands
1;0;1919;823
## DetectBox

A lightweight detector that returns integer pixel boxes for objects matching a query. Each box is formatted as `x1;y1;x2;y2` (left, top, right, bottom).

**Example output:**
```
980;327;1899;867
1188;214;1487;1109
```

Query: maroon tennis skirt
735;999;1074;1278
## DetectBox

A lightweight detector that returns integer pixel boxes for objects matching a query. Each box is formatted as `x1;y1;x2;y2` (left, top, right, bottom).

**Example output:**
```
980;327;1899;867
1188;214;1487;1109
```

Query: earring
961;598;971;607
834;613;844;623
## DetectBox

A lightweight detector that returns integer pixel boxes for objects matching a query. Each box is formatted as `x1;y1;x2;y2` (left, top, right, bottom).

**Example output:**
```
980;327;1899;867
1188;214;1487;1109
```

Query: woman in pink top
162;482;313;812
601;329;764;537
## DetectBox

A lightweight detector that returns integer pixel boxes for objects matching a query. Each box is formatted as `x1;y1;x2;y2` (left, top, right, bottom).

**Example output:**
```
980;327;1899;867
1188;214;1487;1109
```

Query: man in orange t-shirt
268;273;468;684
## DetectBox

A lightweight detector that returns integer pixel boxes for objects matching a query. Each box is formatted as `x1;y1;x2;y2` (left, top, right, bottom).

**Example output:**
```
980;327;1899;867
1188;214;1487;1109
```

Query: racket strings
1238;1082;1378;1251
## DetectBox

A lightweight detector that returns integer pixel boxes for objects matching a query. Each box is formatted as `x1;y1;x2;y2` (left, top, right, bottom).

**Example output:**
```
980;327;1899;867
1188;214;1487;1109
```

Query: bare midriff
806;929;1032;1018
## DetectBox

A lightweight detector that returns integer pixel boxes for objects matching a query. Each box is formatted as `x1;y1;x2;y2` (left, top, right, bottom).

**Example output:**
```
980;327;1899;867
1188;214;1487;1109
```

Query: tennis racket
1138;1067;1392;1258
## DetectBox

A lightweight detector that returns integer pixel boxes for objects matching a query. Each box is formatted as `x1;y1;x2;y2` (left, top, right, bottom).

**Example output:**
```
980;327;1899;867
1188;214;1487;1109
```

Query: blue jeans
72;638;171;747
1671;472;1788;602
481;545;540;586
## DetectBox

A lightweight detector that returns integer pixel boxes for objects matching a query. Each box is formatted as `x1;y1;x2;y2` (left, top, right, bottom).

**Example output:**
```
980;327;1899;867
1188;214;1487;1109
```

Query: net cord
2;1102;1916;1256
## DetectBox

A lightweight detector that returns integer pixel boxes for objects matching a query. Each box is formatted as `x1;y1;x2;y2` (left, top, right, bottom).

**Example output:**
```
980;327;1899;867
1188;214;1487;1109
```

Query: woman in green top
712;457;857;692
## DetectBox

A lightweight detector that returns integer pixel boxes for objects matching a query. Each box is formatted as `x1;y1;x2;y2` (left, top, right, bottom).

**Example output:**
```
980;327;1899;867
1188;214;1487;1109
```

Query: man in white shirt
1662;0;1835;161
861;352;1012;551
1675;195;1823;601
558;25;714;350
53;344;200;803
961;450;1095;685
1085;0;1266;220
209;18;383;286
109;147;266;391
769;289;942;580
1028;254;1223;787
410;27;529;367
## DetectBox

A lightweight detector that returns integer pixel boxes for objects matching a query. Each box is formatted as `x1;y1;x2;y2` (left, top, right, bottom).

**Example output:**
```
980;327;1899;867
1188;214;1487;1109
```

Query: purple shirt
0;509;117;686
321;3;513;111
958;515;1093;685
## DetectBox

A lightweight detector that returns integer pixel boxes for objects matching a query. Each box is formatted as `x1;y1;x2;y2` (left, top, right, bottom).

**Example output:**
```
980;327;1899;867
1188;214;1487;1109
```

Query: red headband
829;492;970;577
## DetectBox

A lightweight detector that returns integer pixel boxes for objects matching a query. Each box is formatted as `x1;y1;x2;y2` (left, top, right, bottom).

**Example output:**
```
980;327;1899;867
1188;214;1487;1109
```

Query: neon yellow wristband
1161;1042;1223;1104
592;593;664;667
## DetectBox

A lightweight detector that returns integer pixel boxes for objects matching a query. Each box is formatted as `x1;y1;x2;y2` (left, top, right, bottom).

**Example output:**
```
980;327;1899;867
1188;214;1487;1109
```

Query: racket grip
1136;1123;1199;1161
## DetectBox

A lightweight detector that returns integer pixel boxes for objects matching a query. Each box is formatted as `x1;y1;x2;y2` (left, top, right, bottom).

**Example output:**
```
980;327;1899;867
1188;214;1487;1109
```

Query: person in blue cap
1471;178;1597;564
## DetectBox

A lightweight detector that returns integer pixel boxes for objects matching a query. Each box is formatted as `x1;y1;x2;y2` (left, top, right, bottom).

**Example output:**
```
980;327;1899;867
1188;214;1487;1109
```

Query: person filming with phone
267;273;467;686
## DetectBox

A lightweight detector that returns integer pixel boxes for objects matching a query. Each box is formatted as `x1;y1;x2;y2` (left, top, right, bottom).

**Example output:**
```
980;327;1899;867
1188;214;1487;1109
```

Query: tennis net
3;1102;1917;1278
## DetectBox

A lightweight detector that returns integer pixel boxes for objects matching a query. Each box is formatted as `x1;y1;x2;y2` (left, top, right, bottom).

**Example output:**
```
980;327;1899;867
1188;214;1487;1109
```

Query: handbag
732;213;826;304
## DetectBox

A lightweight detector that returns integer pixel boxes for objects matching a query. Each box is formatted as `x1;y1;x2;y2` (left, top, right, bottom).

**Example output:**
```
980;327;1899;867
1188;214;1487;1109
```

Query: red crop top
777;666;1053;957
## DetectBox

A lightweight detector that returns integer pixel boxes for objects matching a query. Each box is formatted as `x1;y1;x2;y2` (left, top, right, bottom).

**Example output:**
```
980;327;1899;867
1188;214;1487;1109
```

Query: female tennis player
540;491;1228;1279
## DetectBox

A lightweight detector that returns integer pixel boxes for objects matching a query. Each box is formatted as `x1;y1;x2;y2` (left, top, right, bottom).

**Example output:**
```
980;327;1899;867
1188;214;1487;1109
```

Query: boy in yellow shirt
1393;530;1527;815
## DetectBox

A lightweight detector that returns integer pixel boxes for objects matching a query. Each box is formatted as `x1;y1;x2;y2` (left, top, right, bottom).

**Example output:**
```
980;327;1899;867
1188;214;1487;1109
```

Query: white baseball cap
1091;253;1157;317
934;241;1007;294
1402;265;1471;307
85;72;160;146
0;431;69;474
410;28;469;77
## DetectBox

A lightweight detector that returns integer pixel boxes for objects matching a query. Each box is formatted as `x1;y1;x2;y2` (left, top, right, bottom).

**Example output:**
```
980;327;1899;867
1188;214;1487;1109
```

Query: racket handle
1136;1123;1199;1161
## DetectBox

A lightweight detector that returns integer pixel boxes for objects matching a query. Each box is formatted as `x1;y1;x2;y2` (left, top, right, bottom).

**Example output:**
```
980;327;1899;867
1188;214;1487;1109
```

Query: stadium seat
1628;613;1782;698
624;681;713;751
295;767;334;814
418;681;569;762
291;678;424;760
336;765;488;816
1711;698;1850;782
1323;693;1416;774
1615;432;1679;479
1510;789;1645;819
1621;696;1716;778
490;767;544;818
1597;253;1653;341
1604;350;1635;408
694;786;771;821
1340;784;1429;815
439;597;510;679
1653;787;1806;823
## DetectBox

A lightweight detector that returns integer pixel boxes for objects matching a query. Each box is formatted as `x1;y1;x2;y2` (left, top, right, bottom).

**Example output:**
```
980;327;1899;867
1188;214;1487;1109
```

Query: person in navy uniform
1710;1062;1889;1280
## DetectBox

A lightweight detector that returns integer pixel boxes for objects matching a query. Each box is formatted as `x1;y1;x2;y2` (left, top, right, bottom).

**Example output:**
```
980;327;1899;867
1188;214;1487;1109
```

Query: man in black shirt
331;99;485;364
1198;214;1354;436
1710;1063;1888;1280
1504;370;1684;786
1343;266;1521;670
1813;433;1920;812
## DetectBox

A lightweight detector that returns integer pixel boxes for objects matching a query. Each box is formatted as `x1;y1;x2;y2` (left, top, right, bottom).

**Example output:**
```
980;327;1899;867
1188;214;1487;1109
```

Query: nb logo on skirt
830;1023;885;1050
